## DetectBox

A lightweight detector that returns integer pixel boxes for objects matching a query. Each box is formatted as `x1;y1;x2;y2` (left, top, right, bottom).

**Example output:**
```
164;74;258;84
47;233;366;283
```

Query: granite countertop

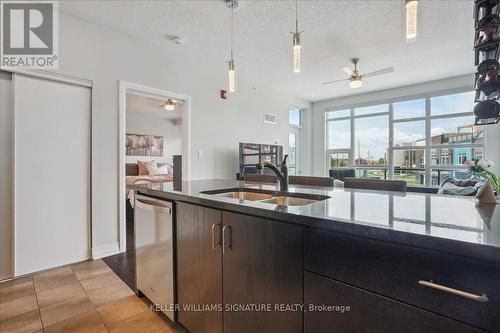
129;179;500;265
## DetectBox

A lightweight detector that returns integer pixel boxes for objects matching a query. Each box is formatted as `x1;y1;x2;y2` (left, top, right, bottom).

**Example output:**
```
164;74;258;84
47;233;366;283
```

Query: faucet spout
255;154;289;191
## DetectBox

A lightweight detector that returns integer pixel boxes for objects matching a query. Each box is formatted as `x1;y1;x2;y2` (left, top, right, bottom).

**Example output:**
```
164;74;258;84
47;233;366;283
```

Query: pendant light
292;0;303;73
227;0;238;93
405;0;419;42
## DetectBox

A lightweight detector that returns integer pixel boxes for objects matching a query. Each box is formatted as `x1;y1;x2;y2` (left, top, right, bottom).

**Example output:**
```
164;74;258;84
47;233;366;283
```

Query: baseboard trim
92;242;120;259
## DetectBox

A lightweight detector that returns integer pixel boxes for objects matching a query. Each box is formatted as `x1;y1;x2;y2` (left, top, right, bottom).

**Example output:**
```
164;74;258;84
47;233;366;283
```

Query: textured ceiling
60;0;475;102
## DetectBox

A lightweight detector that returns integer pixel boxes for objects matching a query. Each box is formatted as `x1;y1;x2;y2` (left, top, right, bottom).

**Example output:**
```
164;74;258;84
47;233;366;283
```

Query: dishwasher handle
135;195;172;215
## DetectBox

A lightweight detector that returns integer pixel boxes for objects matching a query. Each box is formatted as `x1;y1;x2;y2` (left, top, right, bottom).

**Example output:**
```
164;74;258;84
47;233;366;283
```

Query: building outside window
325;91;484;187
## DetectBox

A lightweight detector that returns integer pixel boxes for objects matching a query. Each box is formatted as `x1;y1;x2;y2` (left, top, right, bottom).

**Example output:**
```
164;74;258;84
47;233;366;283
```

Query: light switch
197;149;203;160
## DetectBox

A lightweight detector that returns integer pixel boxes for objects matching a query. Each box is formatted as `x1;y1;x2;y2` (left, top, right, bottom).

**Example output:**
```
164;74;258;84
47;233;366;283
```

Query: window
329;152;349;168
354;115;388;166
327;109;350;119
325;90;485;187
289;108;301;175
327;119;350;149
393;99;425;119
458;152;467;164
354;104;388;116
394;121;425;147
431;116;483;145
289;108;301;126
431;91;475;116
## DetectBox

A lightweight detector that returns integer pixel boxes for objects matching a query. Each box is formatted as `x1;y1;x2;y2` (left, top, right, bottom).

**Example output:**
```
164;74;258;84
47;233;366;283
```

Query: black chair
329;168;355;181
344;177;407;192
289;176;334;187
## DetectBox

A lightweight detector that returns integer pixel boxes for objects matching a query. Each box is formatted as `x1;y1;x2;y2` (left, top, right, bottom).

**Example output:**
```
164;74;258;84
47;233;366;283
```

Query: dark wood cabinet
176;201;495;333
304;228;500;332
304;271;483;333
176;203;303;333
222;211;303;333
176;202;222;333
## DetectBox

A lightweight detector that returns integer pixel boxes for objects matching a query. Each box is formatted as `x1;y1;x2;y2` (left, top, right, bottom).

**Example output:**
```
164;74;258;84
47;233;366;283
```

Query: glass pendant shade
405;0;418;41
293;33;301;73
228;59;236;93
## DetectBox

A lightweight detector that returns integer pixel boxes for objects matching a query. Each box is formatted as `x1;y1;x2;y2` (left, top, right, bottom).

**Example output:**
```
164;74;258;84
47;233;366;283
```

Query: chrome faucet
256;155;289;191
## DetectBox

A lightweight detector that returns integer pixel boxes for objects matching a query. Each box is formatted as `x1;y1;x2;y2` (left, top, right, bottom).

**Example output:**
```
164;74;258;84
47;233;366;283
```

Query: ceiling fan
322;58;394;89
155;98;184;111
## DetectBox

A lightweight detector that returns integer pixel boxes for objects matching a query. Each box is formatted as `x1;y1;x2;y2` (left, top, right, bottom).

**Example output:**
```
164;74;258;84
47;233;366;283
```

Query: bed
126;162;173;205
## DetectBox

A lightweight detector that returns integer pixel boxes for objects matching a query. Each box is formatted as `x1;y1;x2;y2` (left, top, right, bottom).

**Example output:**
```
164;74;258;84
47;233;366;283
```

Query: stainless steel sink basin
260;196;319;206
217;191;273;201
200;188;330;207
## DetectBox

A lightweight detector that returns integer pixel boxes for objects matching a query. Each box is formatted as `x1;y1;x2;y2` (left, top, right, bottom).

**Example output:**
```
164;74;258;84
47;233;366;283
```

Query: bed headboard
125;162;171;176
126;163;139;176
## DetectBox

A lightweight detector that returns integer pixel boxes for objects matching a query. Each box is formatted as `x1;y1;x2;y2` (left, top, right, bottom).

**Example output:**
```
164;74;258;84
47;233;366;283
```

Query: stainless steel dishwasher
135;194;174;321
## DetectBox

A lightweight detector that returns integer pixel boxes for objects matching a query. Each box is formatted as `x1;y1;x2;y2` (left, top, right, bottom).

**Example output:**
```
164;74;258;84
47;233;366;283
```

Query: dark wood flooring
102;204;136;290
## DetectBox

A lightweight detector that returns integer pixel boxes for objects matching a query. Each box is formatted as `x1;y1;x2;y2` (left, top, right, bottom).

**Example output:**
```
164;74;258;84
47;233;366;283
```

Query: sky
327;91;477;161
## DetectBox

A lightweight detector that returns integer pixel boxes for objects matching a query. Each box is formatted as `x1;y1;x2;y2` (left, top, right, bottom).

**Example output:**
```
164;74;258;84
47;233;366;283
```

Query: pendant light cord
231;3;234;60
295;0;298;33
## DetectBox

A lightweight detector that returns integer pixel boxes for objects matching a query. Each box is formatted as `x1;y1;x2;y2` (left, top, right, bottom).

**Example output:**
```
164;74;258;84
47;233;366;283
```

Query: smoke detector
166;35;184;45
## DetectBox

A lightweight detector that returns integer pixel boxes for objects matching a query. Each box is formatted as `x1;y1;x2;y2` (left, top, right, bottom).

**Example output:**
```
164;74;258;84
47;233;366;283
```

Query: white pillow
146;164;169;176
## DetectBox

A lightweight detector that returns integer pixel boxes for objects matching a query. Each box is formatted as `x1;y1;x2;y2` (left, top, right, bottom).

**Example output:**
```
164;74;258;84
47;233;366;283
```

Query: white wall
52;13;310;250
125;112;182;165
311;74;500;177
0;71;13;279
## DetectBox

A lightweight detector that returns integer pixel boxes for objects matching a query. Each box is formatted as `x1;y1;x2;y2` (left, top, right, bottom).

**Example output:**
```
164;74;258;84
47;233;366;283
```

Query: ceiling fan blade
341;66;354;76
361;67;394;78
322;78;350;85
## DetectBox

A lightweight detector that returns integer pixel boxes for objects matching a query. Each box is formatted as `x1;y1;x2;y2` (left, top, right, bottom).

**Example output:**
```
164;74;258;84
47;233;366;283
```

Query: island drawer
304;271;484;333
304;228;500;332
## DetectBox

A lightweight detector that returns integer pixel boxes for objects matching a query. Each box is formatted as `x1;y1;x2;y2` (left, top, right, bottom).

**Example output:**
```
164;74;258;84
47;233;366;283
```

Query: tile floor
0;260;181;333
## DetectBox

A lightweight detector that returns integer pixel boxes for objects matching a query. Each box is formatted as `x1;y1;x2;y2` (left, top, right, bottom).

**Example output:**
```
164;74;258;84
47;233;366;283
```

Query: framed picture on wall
126;134;164;157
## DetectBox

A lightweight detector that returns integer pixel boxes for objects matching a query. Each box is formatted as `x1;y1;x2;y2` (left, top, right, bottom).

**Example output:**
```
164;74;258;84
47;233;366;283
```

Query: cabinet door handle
418;280;489;302
222;226;232;253
211;223;221;249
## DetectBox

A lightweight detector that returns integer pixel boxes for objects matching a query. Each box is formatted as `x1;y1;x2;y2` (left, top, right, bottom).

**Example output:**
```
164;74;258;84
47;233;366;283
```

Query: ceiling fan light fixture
349;79;363;89
405;0;419;42
164;99;176;111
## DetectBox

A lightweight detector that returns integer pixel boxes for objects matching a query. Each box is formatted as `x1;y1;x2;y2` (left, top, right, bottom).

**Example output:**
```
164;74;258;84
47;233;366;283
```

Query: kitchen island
129;179;500;333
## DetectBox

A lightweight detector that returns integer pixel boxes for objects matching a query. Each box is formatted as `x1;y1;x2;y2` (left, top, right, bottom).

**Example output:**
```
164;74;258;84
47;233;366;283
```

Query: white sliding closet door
14;74;91;276
0;71;14;280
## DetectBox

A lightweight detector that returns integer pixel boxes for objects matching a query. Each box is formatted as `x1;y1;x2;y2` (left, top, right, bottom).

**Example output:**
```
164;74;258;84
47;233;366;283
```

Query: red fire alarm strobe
220;90;227;99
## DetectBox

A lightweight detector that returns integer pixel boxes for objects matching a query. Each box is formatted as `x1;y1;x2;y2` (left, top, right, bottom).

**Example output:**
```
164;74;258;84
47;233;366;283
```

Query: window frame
324;88;486;187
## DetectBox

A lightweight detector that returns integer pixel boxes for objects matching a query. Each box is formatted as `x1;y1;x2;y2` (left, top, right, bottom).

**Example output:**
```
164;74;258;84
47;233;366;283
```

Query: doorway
106;81;190;289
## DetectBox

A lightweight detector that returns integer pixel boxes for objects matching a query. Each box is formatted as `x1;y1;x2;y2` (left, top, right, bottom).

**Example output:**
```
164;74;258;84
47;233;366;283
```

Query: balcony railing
353;166;470;186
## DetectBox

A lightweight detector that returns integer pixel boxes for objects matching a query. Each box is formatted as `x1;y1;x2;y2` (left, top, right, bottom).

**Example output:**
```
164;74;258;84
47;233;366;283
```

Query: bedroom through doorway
103;82;190;289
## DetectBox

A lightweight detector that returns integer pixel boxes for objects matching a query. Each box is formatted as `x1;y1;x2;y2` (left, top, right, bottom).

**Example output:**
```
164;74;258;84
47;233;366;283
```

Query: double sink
200;188;330;207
